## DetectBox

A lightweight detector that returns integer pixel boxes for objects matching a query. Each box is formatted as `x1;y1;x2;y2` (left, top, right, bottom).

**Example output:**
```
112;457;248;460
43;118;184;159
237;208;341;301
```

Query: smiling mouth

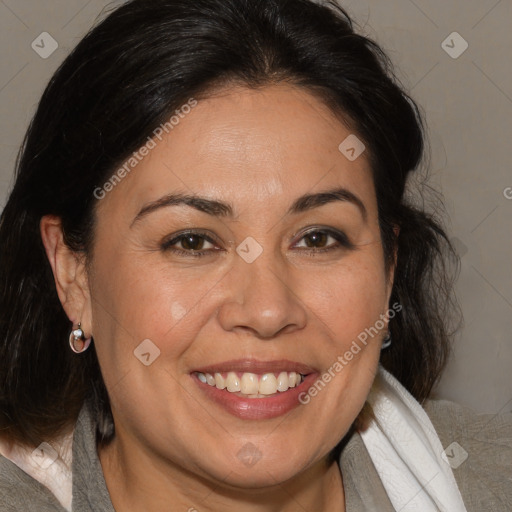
193;371;306;398
191;359;317;419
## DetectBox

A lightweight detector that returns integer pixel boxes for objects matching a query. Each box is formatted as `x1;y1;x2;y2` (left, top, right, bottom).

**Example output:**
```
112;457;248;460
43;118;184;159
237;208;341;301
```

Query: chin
187;443;313;490
212;463;303;490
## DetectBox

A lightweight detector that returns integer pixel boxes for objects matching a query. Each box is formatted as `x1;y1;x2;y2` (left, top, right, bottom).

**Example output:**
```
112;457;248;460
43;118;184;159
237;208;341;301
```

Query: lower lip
191;373;319;420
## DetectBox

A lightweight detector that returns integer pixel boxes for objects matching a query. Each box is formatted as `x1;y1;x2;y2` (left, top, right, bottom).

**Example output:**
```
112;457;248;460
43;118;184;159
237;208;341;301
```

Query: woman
0;0;510;510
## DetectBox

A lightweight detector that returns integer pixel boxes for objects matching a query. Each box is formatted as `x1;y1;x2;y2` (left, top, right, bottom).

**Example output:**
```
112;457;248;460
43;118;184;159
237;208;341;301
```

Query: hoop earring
69;322;92;354
381;331;392;350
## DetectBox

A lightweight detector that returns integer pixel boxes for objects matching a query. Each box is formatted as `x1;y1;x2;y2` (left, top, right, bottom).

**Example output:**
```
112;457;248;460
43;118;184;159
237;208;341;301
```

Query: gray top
1;398;511;511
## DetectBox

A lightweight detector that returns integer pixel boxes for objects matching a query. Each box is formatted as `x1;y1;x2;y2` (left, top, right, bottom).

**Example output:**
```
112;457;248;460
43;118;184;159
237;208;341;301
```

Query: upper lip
192;359;317;375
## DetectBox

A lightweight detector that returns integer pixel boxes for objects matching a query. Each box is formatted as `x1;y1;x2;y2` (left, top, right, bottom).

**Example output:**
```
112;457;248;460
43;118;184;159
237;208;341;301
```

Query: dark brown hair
0;0;459;449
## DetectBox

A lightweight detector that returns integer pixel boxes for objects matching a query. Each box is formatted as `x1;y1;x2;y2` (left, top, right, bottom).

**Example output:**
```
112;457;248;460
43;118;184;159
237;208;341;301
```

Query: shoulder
0;454;67;511
423;398;512;511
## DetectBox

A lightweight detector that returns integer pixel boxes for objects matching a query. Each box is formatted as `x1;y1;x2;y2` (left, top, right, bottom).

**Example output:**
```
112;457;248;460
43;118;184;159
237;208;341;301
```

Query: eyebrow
130;186;367;227
289;187;367;220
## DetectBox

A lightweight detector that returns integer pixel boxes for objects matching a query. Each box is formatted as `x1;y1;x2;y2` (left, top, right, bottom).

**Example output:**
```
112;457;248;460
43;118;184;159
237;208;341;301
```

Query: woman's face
84;84;394;487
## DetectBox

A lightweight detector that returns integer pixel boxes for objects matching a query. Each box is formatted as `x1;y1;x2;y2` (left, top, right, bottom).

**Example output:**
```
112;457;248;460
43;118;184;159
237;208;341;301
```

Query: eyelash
161;228;354;258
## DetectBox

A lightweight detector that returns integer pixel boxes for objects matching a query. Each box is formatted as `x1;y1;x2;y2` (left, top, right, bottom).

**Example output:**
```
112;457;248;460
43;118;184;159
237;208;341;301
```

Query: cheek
320;254;388;395
304;258;388;432
313;256;390;338
89;246;220;364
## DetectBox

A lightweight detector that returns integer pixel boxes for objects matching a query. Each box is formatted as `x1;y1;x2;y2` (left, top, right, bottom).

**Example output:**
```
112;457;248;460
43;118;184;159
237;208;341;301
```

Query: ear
40;215;93;337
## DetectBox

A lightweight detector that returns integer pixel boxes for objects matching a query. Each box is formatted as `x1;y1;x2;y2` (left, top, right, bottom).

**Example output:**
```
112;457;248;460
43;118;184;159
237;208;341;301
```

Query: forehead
97;84;376;220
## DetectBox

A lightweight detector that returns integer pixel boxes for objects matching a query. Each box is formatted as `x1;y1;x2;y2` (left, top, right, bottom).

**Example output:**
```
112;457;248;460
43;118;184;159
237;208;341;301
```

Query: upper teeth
196;371;304;397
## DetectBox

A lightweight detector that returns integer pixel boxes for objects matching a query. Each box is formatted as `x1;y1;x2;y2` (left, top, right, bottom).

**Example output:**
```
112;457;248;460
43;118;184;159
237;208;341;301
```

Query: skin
41;83;395;512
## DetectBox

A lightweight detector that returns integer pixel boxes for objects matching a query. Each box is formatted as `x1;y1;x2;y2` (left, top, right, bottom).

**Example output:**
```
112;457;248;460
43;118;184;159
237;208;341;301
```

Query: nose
216;255;307;339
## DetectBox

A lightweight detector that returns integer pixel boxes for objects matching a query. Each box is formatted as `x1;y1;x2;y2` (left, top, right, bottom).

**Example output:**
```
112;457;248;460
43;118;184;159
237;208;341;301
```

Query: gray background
0;0;510;415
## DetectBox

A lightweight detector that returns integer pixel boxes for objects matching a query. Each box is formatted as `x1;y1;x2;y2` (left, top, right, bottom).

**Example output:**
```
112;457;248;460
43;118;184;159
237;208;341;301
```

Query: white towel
359;365;468;511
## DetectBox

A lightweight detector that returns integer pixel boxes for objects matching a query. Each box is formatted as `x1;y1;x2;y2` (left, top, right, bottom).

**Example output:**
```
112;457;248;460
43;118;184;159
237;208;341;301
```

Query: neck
98;435;345;512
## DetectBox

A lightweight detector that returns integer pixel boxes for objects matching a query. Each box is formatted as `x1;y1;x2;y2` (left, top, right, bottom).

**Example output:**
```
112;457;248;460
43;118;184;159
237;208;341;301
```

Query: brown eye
180;234;207;251
162;231;218;256
294;228;354;253
303;231;329;248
